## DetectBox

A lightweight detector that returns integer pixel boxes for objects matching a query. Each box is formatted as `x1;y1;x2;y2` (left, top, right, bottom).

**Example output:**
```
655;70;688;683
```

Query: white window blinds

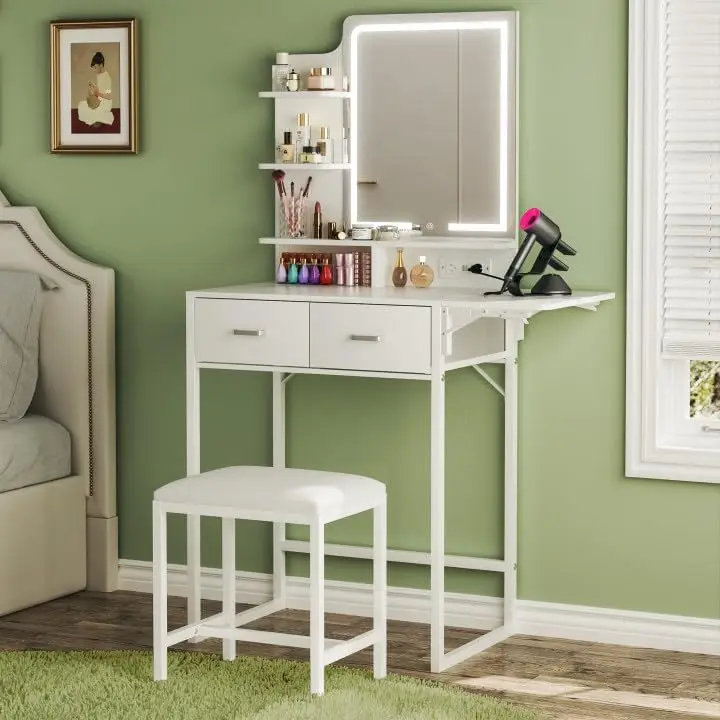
663;0;720;359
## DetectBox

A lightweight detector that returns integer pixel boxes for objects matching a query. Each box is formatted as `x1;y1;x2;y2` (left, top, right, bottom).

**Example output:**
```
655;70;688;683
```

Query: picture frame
50;19;138;154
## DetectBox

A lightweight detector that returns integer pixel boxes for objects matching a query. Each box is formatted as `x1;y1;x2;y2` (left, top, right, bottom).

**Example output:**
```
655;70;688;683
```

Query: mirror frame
343;11;518;241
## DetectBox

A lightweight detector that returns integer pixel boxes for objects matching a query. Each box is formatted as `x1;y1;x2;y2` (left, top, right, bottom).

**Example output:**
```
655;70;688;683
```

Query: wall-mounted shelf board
259;237;515;250
258;91;351;99
259;163;351;171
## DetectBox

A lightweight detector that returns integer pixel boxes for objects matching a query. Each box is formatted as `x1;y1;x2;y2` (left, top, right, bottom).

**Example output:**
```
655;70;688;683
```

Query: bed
0;188;116;615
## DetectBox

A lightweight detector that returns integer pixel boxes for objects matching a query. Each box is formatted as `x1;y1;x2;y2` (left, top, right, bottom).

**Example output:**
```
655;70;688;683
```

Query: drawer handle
350;334;381;343
233;329;265;337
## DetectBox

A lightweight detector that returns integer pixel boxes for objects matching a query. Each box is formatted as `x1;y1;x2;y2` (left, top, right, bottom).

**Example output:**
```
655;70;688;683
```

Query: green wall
1;0;718;619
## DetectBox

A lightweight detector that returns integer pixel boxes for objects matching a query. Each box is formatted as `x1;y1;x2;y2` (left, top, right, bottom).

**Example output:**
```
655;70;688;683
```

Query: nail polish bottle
276;254;288;283
310;255;321;284
298;257;310;284
320;255;333;285
288;256;299;284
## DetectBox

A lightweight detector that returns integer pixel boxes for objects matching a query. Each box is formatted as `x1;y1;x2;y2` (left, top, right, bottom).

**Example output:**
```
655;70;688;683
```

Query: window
627;0;720;483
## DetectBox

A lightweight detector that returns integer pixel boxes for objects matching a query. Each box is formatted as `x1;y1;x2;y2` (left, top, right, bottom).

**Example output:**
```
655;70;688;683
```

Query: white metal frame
626;0;720;484
153;491;387;696
184;289;612;673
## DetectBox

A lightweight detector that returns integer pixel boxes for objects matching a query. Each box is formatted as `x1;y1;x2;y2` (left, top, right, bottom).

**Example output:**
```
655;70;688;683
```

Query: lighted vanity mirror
344;12;518;240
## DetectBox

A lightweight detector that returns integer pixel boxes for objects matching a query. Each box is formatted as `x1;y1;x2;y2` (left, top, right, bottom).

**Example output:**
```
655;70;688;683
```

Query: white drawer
310;303;432;374
194;299;309;367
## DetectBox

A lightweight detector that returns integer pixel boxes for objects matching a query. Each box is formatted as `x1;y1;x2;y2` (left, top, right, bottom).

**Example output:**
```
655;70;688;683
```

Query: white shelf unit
259;91;351;99
261;49;515;290
259;163;351;171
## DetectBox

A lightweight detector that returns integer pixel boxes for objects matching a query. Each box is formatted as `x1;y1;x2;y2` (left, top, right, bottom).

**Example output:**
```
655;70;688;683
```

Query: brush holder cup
279;197;307;239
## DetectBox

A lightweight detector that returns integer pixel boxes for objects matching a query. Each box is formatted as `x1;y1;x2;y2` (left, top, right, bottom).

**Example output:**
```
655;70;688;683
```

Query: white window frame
626;0;720;484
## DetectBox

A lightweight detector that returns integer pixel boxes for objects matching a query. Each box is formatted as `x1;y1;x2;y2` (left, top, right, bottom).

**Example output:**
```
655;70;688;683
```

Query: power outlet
438;259;468;278
439;257;492;279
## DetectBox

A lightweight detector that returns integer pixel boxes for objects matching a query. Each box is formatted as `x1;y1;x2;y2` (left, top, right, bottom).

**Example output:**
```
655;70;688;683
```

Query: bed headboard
0;188;117;591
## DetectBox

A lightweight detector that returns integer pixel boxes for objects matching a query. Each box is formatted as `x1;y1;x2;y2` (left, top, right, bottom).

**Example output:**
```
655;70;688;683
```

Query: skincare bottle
341;128;349;164
294;114;311;157
286;69;299;92
288;257;299;284
276;255;288;283
320;256;333;285
344;252;355;286
280;131;294;163
392;249;408;288
298;257;310;284
410;256;434;288
316;127;333;163
310;256;321;284
335;253;346;286
272;53;290;92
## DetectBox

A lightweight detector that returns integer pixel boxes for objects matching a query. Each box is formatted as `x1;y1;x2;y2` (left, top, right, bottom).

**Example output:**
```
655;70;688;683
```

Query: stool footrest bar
323;630;378;665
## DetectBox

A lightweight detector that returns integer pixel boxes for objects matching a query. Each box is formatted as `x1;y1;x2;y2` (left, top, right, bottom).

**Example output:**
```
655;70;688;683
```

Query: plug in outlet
439;257;493;279
439;259;469;278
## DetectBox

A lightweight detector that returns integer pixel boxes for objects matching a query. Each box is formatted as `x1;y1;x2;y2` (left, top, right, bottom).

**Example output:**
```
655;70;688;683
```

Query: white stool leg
153;501;168;681
273;522;286;604
310;519;325;696
373;502;387;680
187;514;201;636
222;517;236;661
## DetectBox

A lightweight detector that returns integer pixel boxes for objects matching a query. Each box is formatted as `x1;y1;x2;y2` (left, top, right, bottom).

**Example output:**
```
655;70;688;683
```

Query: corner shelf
259;163;351;171
259;91;351;99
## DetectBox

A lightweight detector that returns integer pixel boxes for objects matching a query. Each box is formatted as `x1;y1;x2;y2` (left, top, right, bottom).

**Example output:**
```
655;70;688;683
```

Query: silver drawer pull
233;329;264;337
702;425;720;434
350;334;381;343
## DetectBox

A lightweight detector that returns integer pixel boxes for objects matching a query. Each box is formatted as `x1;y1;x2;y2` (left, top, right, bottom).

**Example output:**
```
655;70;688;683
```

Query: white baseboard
119;559;720;657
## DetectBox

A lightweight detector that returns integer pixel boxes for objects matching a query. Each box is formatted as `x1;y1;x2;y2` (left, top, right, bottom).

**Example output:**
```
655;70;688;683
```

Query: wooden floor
0;591;718;720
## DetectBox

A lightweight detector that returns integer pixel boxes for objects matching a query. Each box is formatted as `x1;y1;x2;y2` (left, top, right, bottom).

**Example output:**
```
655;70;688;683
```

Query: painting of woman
78;52;114;127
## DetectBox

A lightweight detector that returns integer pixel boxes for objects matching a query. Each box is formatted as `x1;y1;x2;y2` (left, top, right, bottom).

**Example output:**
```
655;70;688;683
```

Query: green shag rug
0;650;542;720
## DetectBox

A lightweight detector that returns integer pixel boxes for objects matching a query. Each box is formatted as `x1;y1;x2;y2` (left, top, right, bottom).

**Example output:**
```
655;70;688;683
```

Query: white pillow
0;271;44;421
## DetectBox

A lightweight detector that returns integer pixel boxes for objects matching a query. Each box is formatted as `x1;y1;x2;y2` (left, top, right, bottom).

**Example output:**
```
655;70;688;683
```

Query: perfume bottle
320;256;333;285
287;257;299;284
272;53;289;92
279;131;294;163
298;257;310;284
310;256;321;284
276;255;288;283
410;256;434;288
392;248;407;288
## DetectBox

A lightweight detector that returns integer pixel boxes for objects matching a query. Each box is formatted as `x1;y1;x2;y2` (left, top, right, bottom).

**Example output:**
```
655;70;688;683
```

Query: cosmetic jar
307;67;335;91
350;224;375;241
285;69;299;92
375;225;400;242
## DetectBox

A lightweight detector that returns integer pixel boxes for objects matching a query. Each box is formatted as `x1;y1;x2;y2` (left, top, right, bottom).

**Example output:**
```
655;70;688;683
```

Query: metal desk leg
430;305;446;673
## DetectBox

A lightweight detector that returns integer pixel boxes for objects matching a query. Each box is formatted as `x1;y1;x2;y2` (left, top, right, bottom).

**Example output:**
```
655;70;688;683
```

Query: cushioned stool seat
153;465;387;696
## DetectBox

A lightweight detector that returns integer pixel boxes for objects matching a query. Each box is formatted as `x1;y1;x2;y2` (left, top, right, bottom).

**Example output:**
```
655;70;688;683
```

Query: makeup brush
302;176;313;198
272;169;286;198
290;181;295;198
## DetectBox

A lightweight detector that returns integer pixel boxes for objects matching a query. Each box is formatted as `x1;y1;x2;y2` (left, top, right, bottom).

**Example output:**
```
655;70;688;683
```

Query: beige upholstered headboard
0;188;117;591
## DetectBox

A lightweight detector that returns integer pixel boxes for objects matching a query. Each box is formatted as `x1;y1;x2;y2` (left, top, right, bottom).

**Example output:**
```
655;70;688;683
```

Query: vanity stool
152;465;387;696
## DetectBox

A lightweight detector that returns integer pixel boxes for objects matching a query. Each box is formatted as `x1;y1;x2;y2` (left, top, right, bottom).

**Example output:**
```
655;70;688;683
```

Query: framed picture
50;19;138;153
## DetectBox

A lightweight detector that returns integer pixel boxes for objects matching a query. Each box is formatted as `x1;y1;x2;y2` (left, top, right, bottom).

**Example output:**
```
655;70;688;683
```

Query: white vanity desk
185;282;614;672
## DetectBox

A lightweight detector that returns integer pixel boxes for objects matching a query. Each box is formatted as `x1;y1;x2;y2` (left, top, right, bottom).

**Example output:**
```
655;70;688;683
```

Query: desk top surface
189;283;614;316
